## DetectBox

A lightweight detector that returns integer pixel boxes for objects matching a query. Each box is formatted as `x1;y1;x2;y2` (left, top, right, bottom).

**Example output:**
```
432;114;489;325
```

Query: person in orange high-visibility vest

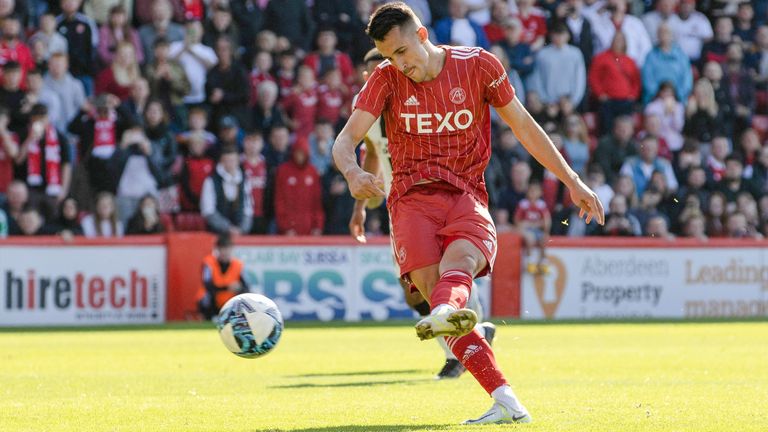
197;233;247;320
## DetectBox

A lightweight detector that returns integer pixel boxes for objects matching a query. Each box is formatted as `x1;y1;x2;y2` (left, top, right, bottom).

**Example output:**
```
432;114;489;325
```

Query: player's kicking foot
415;308;477;341
435;358;465;379
462;403;532;425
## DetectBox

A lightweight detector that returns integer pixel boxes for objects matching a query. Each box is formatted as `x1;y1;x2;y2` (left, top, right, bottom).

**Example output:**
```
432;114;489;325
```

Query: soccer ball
216;293;284;359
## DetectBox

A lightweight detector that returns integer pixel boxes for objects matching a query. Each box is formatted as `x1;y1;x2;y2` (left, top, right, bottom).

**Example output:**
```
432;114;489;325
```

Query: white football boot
414;308;477;340
462;402;532;425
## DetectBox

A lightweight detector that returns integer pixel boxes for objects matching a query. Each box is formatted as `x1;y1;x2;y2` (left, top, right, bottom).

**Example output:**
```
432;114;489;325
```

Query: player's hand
568;177;605;225
346;168;385;201
349;203;367;243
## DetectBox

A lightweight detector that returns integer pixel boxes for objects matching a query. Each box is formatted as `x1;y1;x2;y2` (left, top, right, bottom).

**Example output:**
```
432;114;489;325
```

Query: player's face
375;24;429;83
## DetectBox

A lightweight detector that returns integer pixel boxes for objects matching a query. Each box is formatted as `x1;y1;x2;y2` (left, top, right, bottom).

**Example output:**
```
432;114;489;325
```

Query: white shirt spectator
591;12;652;65
81;215;124;238
642;11;683;45
168;41;218;104
676;10;714;61
200;165;254;221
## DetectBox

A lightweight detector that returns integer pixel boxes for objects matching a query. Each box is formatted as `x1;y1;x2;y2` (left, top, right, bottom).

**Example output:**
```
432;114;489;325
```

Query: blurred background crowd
0;0;767;241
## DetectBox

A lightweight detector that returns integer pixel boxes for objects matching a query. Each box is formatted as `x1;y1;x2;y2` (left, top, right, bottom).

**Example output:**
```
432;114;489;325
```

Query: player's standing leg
409;240;531;425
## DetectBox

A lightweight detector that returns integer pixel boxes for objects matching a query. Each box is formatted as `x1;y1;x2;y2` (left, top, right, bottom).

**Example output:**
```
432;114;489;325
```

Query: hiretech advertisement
521;247;768;319
0;246;166;326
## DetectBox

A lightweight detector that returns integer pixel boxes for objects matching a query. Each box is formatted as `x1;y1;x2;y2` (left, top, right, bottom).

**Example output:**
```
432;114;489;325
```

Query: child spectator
644;82;685;153
309;119;335;176
316;68;349;128
514;181;551;272
81;192;124;237
275;48;298;99
29;13;68;62
248;51;276;108
177;107;216;153
126;194;165;235
52;196;83;237
282;65;318;139
179;132;214;211
705;192;727;237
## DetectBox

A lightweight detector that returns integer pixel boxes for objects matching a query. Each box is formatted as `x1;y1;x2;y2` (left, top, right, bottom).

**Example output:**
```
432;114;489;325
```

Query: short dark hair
30;103;48;117
366;2;418;41
219;145;239;158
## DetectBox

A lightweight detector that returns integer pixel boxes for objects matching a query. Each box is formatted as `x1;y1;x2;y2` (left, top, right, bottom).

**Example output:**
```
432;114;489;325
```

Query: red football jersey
354;46;515;206
514;198;549;224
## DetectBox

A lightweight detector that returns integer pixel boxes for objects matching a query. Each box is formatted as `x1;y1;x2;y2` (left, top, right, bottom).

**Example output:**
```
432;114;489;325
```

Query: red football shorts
389;183;497;279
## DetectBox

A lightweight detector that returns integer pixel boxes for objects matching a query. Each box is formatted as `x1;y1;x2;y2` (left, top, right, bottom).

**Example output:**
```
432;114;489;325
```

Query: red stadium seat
756;90;768;114
752;115;768;141
174;212;207;232
160;213;175;232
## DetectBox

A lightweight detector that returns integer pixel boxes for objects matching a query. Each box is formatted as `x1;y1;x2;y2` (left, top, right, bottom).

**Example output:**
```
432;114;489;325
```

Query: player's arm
348;136;381;243
496;97;605;225
332;109;385;200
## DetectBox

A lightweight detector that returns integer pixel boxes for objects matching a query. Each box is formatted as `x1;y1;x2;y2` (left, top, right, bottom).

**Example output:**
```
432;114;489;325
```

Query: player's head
366;2;431;83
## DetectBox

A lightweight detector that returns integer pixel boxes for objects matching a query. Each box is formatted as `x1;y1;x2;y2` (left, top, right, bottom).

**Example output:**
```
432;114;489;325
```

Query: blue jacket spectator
642;24;693;104
433;0;489;50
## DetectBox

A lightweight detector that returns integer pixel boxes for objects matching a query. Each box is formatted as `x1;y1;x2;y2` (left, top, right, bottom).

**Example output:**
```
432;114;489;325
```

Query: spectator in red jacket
302;26;355;86
95;41;142;101
588;31;641;135
316;68;349;128
179;131;214;211
274;137;323;236
282;65;318;139
0;15;34;85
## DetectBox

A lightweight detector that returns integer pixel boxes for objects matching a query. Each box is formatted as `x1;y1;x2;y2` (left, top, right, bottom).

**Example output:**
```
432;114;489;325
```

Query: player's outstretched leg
415;270;477;340
445;329;532;425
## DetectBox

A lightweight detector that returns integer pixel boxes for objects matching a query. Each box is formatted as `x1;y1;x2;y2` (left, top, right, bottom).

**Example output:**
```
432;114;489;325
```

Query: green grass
1;321;767;432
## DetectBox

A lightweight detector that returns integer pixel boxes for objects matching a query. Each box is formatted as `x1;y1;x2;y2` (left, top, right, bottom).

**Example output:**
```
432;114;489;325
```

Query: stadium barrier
1;234;766;326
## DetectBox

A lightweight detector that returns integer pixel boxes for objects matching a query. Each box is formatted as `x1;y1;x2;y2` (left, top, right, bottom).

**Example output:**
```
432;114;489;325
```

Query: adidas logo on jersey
404;95;420;106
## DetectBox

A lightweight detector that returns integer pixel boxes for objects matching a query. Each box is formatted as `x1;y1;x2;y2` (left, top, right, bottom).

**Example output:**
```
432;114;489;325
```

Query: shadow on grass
289;369;424;378
253;425;453;432
270;378;434;389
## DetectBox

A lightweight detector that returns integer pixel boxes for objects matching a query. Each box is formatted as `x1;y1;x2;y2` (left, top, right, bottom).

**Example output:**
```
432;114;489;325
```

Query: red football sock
429;270;472;310
446;329;508;394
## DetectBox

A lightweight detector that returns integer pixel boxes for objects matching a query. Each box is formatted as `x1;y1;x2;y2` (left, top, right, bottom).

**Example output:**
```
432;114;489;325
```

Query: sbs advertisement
0;246;166;326
522;247;768;319
235;245;491;321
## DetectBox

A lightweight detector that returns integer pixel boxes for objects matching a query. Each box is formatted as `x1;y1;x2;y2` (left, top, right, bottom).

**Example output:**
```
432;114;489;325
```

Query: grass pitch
1;321;767;432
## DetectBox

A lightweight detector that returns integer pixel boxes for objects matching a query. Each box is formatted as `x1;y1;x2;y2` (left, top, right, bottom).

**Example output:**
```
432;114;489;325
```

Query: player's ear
417;26;428;43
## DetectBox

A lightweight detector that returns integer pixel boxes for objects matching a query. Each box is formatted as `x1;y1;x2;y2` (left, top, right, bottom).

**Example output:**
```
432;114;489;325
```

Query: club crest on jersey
449;87;466;104
399;110;474;134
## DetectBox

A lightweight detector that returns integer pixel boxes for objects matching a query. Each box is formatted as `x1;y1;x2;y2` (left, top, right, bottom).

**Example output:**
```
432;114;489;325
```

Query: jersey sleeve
478;50;515;107
353;65;391;118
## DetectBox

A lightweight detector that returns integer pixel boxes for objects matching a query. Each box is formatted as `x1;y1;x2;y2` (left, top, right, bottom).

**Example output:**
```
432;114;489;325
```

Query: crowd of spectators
0;0;767;242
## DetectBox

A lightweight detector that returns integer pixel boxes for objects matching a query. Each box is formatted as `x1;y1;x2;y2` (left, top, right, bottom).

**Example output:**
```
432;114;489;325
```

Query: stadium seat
174;212;207;232
160;214;175;232
751;115;768;141
756;90;768;114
